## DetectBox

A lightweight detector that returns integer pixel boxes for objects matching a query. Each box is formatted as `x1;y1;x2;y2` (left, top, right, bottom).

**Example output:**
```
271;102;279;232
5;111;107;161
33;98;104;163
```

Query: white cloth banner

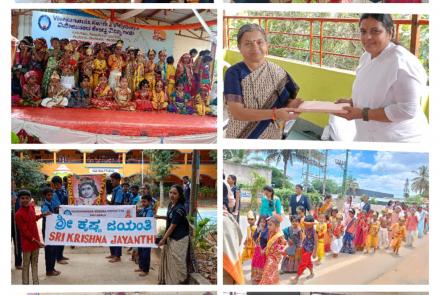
45;214;157;248
60;205;136;218
32;11;174;53
12;118;216;144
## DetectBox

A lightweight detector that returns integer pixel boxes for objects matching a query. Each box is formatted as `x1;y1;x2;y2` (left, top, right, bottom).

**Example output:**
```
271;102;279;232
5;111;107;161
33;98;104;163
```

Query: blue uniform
122;191;132;205
138;204;154;273
52;190;66;260
110;185;123;257
111;185;124;205
130;194;141;206
54;188;68;206
41;198;58;273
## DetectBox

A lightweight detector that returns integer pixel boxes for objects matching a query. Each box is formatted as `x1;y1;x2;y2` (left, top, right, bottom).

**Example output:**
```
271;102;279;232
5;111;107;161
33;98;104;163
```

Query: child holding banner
135;194;155;276
51;176;69;264
107;172;124;263
15;190;44;285
41;187;61;277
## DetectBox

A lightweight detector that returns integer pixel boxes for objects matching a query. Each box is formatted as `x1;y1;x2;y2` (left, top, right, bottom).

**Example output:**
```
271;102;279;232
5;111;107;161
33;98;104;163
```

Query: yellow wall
40;163;217;180
224;50;356;128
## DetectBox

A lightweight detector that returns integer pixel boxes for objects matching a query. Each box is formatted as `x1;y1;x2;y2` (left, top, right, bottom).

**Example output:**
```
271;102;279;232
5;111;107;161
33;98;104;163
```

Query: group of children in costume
12;174;159;284
12;36;215;116
241;201;429;285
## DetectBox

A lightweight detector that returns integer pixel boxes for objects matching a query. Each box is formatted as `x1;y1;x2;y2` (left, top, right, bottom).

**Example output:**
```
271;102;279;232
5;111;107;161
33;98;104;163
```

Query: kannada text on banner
45;214;157;248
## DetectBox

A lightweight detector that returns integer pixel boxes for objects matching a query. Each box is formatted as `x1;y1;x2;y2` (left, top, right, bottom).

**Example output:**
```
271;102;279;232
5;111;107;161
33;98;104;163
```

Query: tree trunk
283;160;288;187
160;180;164;208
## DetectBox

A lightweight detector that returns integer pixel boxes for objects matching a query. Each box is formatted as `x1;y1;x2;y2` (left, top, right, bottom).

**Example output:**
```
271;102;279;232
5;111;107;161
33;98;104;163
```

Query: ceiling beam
173;9;206;24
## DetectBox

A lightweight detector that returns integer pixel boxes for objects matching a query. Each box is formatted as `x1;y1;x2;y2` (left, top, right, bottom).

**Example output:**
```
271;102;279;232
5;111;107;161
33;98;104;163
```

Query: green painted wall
224;49;355;128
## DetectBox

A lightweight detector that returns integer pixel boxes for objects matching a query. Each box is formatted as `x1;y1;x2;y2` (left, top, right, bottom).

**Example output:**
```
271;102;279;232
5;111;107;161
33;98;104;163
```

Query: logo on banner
38;15;51;31
153;30;167;42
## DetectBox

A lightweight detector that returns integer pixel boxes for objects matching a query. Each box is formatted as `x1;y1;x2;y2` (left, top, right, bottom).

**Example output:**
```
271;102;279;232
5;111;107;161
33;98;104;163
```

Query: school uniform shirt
41;198;59;238
130;194;141;206
352;42;428;142
166;203;189;241
15;205;42;252
122;191;132;205
54;188;68;206
138;205;154;218
111;185;124;205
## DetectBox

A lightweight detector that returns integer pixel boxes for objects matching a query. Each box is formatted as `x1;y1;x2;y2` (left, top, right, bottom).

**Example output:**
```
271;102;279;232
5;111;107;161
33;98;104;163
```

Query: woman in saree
224;23;303;139
251;214;268;284
259;214;286;285
335;14;428;142
155;185;189;284
176;53;194;94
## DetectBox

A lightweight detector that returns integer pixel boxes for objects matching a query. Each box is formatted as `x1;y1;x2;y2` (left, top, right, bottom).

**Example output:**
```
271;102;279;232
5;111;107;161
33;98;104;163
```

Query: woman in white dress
336;14;428;142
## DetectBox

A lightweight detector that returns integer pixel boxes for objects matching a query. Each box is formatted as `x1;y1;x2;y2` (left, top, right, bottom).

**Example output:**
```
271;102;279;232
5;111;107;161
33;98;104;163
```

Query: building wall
40;162;217;180
223;162;272;186
173;34;212;65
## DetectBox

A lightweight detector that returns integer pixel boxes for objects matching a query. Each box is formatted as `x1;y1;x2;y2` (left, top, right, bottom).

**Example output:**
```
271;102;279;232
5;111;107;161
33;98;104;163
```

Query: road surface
241;234;428;285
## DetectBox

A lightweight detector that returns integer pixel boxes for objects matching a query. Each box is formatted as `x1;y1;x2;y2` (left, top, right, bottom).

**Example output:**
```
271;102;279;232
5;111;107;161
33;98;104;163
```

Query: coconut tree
264;150;296;187
411;165;429;198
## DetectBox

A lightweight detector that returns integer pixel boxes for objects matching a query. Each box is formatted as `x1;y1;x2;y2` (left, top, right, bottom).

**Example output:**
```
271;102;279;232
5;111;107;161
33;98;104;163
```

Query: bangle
272;108;277;122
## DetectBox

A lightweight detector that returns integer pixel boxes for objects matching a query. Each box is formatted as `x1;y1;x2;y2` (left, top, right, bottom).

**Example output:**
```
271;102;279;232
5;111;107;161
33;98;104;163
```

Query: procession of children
12;36;215;116
238;192;429;285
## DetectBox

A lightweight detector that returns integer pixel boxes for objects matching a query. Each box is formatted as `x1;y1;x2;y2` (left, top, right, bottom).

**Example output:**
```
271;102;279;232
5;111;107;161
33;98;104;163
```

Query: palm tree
411;165;429;198
264;150;296;187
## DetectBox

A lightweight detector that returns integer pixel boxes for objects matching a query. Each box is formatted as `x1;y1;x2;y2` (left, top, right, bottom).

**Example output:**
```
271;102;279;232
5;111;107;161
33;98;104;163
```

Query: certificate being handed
293;101;350;114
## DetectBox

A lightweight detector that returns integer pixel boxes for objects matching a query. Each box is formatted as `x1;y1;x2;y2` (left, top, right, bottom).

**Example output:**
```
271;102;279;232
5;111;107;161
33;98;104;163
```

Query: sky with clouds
248;150;429;198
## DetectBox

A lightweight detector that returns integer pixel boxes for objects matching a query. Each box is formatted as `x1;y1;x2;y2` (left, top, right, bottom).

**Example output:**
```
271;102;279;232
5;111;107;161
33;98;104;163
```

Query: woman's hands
158;238;166;247
275;108;299;121
338;107;363;121
334;98;362;120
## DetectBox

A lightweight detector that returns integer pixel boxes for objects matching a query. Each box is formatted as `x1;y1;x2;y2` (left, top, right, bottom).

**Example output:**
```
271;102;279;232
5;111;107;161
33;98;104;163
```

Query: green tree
208;150;217;162
411;165;429;198
249;171;267;212
346;176;359;196
311;178;338;194
11;153;46;196
223;150;252;164
144;150;176;206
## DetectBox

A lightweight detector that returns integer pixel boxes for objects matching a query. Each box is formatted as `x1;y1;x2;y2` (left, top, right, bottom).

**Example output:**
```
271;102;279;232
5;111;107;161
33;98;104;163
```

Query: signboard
88;168;120;175
60;205;136;218
32;11;174;55
45;214;157;248
68;174;107;205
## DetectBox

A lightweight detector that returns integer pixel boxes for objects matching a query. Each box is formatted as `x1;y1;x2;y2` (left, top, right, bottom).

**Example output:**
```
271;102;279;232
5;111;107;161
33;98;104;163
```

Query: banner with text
32;11;174;55
60;205;136;218
45;214;157;248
